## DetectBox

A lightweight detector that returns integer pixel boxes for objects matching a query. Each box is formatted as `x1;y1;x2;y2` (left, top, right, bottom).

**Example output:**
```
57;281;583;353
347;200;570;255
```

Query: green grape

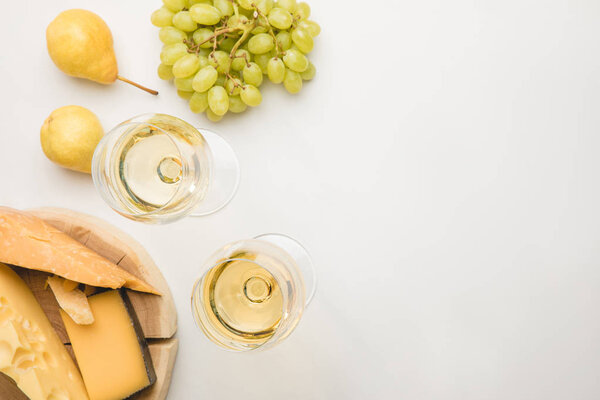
157;63;174;80
193;28;215;49
173;54;202;78
277;0;297;13
197;55;210;69
163;0;186;12
206;108;223;122
295;2;310;20
220;37;237;53
225;76;242;95
178;89;194;100
254;0;274;14
215;74;226;86
283;69;302;93
173;11;198;32
151;7;175;27
213;0;234;17
227;14;249;29
161;43;189;65
283;48;308;72
251;24;268;35
276;31;292;50
152;0;319;119
192;65;218;92
208;50;231;74
190;4;222;25
298;20;320;37
197;48;211;57
253;52;272;73
159;26;187;44
175;76;195;91
268;8;293;30
189;92;209;113
231;49;251;71
243;62;263;87
208;86;229;116
248;33;274;54
187;0;211;6
240;7;255;18
240;85;262;107
291;27;313;53
237;0;254;10
300;61;315;80
267;57;285;83
228;95;248;113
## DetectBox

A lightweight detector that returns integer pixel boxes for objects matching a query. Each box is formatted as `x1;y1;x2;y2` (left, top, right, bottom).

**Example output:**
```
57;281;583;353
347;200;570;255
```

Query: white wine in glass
192;234;317;351
92;113;239;223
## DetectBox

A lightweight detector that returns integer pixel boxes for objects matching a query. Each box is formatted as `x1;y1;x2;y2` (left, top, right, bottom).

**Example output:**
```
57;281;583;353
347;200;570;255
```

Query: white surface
1;0;600;398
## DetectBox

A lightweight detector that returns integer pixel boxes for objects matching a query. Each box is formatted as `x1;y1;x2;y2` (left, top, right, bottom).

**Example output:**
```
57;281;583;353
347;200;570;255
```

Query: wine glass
92;113;239;223
191;234;317;351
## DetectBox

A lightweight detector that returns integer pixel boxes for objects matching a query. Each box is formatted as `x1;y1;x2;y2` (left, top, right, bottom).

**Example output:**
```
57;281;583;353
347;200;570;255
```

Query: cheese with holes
0;207;159;294
61;290;156;400
0;263;89;400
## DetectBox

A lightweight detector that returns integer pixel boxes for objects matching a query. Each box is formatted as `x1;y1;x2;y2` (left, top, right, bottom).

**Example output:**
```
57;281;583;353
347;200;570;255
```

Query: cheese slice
0;263;90;400
60;290;156;400
0;207;159;295
47;276;94;325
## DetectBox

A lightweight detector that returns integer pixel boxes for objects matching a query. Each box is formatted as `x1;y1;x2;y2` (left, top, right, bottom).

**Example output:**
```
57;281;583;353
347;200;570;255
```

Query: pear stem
117;76;158;95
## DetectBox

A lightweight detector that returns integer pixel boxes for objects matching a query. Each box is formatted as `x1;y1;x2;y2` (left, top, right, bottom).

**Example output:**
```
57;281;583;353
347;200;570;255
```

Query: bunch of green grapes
151;0;320;122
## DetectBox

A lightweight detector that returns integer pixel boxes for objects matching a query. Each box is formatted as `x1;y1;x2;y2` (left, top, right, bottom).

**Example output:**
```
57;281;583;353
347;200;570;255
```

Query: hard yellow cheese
60;290;156;400
47;275;94;325
0;207;160;295
0;263;89;400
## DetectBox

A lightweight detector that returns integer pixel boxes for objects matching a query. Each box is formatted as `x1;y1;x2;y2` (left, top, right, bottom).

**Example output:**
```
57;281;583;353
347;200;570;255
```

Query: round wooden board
20;207;178;400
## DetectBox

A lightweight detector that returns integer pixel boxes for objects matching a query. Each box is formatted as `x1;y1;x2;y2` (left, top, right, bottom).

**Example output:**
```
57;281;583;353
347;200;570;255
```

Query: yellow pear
40;106;104;174
46;9;157;95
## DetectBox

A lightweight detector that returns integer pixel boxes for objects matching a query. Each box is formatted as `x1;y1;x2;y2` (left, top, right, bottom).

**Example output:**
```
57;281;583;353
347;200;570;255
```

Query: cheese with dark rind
60;290;156;400
0;207;159;294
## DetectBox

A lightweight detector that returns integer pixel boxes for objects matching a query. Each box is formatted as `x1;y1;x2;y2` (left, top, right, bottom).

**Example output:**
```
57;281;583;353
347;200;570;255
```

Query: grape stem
230;0;239;17
225;72;244;94
210;36;218;62
229;21;256;59
291;12;302;29
192;27;237;51
251;3;282;56
232;52;251;68
116;76;158;95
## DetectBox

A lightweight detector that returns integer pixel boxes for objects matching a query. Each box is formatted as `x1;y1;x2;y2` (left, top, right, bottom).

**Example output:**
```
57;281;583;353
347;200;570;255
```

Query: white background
1;0;600;398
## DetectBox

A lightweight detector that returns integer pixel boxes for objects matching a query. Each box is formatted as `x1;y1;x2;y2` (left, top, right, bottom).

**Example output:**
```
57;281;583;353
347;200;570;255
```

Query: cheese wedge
0;263;90;400
0;207;159;295
61;290;156;400
47;276;94;325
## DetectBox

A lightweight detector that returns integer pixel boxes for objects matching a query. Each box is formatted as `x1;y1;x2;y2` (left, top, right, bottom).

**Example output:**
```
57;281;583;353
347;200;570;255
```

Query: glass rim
254;232;317;306
92;116;206;219
191;238;308;352
192;257;296;353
